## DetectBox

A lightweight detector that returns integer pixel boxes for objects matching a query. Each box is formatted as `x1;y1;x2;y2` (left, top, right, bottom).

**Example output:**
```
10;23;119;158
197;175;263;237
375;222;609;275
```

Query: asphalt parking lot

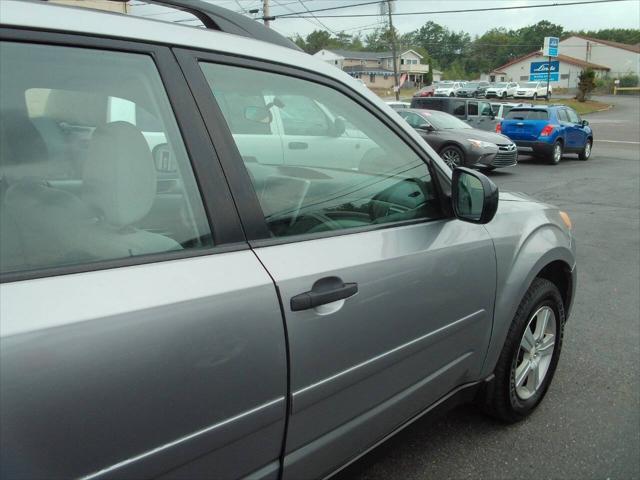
336;95;640;480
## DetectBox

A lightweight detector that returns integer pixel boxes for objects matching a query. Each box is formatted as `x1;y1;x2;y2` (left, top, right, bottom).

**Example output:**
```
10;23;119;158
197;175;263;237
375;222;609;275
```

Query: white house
559;35;640;77
313;49;431;88
489;51;610;89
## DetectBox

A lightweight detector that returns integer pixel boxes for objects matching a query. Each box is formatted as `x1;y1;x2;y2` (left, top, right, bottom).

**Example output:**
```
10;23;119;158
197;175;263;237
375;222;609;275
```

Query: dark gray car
1;2;576;480
398;108;517;169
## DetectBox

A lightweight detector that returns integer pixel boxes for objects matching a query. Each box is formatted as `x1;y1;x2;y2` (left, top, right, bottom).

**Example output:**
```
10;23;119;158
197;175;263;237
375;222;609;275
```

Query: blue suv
497;105;593;164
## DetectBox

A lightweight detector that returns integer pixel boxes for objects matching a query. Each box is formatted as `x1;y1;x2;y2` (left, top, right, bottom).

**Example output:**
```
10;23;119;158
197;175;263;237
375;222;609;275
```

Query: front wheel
548;141;563;165
449;92;455;97
502;92;507;99
439;145;465;168
579;139;592;160
533;93;538;100
480;278;565;423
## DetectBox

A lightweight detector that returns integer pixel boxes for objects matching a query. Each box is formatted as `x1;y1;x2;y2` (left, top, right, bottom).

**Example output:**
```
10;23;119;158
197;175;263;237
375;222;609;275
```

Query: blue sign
530;61;559;81
544;36;559;57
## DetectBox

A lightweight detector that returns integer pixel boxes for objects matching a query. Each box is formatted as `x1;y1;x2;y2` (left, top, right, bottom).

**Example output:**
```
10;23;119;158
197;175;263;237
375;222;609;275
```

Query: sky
130;0;640;41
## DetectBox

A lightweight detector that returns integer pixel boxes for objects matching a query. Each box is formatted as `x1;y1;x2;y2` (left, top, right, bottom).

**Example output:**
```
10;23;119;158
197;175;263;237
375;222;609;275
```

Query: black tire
502;92;507;99
533;93;538;100
578;139;592;160
449;92;455;97
480;278;565;423
439;145;465;168
548;141;563;165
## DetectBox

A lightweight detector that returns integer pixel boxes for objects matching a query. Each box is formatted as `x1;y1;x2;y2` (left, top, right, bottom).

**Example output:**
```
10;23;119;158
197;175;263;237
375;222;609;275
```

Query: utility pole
263;0;270;28
386;0;399;100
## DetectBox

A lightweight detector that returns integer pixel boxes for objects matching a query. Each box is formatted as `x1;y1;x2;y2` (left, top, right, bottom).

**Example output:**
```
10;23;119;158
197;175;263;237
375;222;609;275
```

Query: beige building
314;49;430;89
484;51;610;89
558;35;640;78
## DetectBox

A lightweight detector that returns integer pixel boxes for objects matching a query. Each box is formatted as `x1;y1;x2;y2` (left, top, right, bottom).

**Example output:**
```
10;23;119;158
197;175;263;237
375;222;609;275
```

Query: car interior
0;41;212;274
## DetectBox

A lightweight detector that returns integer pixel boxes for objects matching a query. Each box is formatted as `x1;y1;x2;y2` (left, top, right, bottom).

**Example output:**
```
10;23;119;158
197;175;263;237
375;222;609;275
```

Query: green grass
527;98;611;115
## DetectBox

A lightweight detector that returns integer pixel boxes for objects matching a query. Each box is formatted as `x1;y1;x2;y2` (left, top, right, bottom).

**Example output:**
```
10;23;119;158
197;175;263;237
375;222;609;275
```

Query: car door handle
290;276;358;311
289;142;308;150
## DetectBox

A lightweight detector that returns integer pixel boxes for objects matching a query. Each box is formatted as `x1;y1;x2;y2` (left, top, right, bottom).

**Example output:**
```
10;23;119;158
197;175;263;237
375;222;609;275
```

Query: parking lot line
597;140;640;144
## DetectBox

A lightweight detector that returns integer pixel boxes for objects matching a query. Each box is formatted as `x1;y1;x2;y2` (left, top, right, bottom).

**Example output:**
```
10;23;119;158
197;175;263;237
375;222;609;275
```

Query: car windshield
439;81;454;86
495;83;508;87
420;110;472;129
505;109;549;120
465;83;479;88
522;82;539;88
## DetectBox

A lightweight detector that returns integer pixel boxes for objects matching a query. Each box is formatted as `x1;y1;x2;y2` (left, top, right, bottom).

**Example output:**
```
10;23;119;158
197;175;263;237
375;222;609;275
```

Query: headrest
84;122;156;227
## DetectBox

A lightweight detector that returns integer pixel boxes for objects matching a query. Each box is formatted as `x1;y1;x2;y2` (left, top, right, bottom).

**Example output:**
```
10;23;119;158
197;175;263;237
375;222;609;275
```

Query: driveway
335;94;640;480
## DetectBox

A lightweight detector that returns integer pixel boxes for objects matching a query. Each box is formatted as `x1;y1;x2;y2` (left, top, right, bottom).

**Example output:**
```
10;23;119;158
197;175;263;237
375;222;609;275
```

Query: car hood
443;128;512;144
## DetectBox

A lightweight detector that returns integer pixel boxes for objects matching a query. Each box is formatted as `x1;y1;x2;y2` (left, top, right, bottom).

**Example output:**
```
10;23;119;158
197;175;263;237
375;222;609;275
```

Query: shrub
576;68;596;102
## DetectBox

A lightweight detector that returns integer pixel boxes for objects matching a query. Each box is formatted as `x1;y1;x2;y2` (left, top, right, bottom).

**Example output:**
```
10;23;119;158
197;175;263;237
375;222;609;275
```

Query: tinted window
566;108;581;123
0;42;212;275
452;100;466;117
480;102;493;116
557;109;570;122
505;109;550;120
200;63;442;238
468;102;478;116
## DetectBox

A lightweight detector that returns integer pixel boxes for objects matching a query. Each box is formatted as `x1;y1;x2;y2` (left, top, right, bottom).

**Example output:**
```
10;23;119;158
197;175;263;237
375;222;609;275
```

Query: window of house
199;62;442;238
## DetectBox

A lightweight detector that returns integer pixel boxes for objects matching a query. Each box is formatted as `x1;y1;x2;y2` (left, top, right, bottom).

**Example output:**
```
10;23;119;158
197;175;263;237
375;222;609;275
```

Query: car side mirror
451;167;499;224
581;119;589;127
418;123;435;132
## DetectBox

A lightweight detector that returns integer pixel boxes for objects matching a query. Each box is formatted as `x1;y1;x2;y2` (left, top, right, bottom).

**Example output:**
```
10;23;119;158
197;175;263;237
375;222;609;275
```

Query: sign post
542;37;559;102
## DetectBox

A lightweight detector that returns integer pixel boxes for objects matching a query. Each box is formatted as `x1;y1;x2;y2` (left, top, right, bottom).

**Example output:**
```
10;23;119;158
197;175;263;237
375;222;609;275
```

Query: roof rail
104;0;302;51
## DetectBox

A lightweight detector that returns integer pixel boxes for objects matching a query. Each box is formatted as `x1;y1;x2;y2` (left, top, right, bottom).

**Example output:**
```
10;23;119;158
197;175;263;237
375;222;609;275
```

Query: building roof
562;35;640;54
495;50;610;72
344;66;394;75
326;49;423;60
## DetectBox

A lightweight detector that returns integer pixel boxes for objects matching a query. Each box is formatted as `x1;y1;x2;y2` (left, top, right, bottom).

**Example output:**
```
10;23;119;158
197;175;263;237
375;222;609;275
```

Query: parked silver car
0;1;577;479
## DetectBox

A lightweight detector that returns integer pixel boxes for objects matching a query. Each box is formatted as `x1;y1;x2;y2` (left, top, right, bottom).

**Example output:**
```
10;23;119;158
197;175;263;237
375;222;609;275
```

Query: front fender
480;202;576;378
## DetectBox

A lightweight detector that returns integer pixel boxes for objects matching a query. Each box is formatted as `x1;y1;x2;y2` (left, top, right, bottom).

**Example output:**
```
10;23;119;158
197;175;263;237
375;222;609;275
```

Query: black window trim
173;47;452;248
0;28;246;284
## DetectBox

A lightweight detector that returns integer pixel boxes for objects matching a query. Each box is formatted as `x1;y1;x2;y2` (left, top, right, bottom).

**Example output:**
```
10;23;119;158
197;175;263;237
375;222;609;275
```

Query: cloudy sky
131;0;640;40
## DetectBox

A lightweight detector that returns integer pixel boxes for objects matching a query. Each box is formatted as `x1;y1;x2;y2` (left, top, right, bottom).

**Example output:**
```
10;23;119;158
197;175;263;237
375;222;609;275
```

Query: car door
179;52;498;480
565;107;588;149
0;35;287;480
476;101;496;131
466;100;479;128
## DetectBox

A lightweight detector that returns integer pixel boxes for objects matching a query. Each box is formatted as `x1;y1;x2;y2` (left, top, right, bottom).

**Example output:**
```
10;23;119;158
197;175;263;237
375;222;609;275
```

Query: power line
265;0;631;19
271;0;336;34
269;0;382;18
295;0;338;35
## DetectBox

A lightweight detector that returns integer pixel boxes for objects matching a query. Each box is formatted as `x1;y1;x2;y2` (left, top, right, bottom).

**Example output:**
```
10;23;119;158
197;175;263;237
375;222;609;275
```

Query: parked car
514;81;552;99
456;81;491;98
491;102;525;119
386;101;411;111
497;105;593;164
410;96;499;132
397;109;517;169
0;1;577;479
413;84;436;97
485;82;519;99
434;81;464;97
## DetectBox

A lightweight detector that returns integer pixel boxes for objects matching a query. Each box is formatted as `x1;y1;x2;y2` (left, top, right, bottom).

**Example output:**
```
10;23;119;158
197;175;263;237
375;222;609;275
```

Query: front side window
0;42;212;275
200;63;441;238
468;102;478;116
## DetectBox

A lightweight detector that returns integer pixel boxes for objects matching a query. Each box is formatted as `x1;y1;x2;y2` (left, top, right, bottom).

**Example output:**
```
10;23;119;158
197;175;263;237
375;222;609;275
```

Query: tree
425;59;433;85
576;68;596;101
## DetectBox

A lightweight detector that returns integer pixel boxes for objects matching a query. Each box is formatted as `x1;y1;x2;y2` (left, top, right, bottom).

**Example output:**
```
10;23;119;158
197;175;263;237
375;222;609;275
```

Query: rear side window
200;62;443;238
557;109;570;122
505;109;549;120
452;100;466;117
468;102;478;116
0;42;212;276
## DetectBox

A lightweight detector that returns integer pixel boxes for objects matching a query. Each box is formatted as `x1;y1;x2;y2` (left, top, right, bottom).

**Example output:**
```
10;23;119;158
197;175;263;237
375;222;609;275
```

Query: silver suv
0;1;577;479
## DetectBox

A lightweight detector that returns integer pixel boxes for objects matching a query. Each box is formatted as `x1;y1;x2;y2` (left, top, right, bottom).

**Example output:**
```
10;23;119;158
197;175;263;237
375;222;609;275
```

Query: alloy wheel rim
554;144;562;163
442;150;461;167
585;142;591;158
514;306;556;400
